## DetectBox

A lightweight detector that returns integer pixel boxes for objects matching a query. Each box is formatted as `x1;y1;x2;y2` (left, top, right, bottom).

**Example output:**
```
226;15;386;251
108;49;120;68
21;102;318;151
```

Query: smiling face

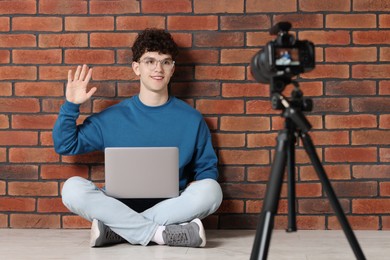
132;51;175;98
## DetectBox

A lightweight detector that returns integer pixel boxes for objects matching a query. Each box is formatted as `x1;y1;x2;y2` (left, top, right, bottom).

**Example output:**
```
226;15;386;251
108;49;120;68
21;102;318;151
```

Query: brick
380;148;390;162
380;182;390;196
247;32;275;47
325;147;377;163
0;98;39;113
90;33;138;47
118;82;148;97
221;49;259;64
171;33;192;48
0;66;37;80
219;166;245;182
171;82;220;98
10;214;60;228
40;131;54;146
0;149;5;162
0;198;36;211
328;216;379;230
0;34;36;47
194;32;244;47
0;181;5;195
176;50;219;64
41;165;89;180
274;14;323;29
116;16;165;30
0;0;36;14
353;199;390;214
300;164;351;181
299;31;350;45
221;15;270;30
38;198;68;213
302;65;349;79
88;82;116;97
381;47;390;61
310;130;349;145
13;17;62;31
39;66;72;80
354;0;390;11
212;133;245;148
65;16;114;31
93;100;121;113
295;147;323;164
221;183;266;199
92;66;137;81
0;131;37;146
13;49;62;64
12;115;58;129
325;115;377;129
62;215;91;229
65;50;115;64
352;97;390;113
42;98;91;113
300;0;350;11
379;14;390;28
246;0;297;12
195;66;245;80
352;165;390;179
141;0;191;13
352;130;390;145
39;33;88;48
353;31;390;45
0;114;9;129
380;115;390;129
217;200;244;214
220;116;270;131
8;182;58;196
0;17;10;31
0;50;10;63
0;82;12;96
222;83;268;98
194;0;244;13
196;99;244;114
311;97;349;113
91;165;105;181
246;100;279;115
219;149;269;165
383;216;390;230
333;181;377;197
326;14;376;28
172;66;194;81
39;0;87;14
9;148;60;163
353;64;390;79
325;47;377;62
325;80;376;96
299;198;350;214
247;166;271;182
15;82;64;97
0;165;38;180
247;133;277;147
168;16;218;31
117;49;132;64
90;0;139;14
0;214;6;228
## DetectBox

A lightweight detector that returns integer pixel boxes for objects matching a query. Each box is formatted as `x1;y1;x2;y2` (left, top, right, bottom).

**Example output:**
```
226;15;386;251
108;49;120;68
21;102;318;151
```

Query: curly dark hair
132;28;179;62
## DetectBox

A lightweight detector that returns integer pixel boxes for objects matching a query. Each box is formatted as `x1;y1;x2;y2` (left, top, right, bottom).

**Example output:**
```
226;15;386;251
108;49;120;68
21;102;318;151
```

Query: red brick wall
0;0;389;230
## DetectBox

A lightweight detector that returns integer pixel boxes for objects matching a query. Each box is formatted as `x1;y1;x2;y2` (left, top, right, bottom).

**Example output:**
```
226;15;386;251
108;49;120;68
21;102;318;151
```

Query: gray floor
0;229;388;259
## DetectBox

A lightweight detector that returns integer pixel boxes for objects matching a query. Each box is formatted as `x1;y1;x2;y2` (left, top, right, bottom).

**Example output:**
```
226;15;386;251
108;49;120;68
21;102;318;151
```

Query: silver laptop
104;147;179;199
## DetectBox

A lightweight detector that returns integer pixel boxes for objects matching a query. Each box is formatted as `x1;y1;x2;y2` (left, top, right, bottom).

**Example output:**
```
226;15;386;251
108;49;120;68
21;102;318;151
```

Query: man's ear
132;61;140;76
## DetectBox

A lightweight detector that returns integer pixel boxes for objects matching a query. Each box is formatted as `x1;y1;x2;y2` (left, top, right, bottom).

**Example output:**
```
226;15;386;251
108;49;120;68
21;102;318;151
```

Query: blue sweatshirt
52;95;218;189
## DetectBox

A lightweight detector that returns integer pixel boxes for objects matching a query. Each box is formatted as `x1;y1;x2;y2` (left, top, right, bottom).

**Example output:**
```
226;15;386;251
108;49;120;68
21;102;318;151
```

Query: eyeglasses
139;58;175;71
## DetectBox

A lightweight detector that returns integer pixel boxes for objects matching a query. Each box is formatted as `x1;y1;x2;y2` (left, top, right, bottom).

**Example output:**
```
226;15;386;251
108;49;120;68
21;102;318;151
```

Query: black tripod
250;78;366;260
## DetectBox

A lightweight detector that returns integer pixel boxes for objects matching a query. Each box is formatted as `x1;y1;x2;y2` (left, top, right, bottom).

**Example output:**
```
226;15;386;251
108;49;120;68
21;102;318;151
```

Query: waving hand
66;65;97;104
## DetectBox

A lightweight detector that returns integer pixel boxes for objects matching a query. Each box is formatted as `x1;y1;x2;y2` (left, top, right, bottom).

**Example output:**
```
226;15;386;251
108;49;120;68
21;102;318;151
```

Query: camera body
251;22;315;85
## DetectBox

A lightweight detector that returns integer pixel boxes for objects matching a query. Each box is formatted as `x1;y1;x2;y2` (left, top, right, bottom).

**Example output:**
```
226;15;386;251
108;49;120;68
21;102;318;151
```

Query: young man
53;29;223;248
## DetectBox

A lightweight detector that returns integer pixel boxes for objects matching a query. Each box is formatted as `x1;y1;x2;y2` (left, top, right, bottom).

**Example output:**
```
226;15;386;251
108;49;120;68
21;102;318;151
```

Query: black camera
250;22;315;86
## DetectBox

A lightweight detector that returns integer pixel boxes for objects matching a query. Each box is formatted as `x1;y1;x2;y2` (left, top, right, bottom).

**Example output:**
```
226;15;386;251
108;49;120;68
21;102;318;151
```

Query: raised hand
66;64;97;104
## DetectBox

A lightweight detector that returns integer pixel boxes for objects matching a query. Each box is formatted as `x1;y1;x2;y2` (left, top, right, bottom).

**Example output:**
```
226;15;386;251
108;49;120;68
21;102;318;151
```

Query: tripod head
270;76;313;133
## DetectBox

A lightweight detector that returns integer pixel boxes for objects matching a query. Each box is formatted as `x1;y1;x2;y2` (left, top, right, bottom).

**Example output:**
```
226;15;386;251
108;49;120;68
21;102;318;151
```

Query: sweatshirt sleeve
192;119;219;181
52;101;102;155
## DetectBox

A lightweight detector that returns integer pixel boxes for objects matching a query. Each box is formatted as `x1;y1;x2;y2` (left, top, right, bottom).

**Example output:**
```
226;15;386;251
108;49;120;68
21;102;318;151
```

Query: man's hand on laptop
66;64;97;105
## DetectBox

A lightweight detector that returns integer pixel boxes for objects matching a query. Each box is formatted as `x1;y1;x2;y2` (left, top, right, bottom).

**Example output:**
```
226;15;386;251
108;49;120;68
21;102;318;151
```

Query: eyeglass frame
137;57;176;71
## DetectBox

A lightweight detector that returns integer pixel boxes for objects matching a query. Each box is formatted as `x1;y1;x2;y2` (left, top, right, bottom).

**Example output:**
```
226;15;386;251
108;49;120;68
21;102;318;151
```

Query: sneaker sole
191;218;206;247
90;219;101;247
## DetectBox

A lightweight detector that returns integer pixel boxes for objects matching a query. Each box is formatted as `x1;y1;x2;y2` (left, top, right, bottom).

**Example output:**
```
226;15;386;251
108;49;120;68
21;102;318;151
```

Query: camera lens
250;51;272;84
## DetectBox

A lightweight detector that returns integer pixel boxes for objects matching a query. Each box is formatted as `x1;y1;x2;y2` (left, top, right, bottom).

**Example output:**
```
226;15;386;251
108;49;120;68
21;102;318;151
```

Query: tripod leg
300;132;366;260
250;130;289;260
286;131;297;232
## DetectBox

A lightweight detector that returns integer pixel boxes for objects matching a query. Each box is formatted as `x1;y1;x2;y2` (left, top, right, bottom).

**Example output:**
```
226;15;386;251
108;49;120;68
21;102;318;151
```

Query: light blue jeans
61;176;223;246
